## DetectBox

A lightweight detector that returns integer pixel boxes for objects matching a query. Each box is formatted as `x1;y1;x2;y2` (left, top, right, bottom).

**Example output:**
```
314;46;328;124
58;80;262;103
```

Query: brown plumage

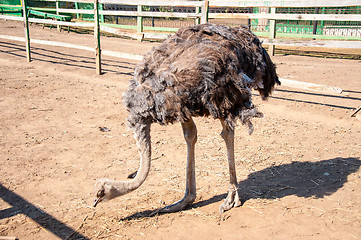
123;23;279;133
94;23;280;213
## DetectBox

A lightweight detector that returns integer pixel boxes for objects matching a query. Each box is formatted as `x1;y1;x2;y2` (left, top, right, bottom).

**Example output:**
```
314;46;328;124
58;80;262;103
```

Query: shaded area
237;157;360;200
275;48;361;60
343;89;361;94
121;157;360;220
270;95;356;110
276;89;361;102
253;88;360;111
0;184;90;240
0;41;136;75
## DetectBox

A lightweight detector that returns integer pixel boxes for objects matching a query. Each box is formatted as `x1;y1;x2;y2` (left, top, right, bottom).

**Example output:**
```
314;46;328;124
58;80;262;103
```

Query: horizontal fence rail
208;0;361;7
56;8;202;18
33;0;361;7
209;12;361;21
98;0;204;7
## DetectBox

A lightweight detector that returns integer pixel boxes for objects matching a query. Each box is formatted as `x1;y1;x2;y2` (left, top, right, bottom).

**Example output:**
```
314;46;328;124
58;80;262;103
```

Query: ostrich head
93;178;129;207
257;48;280;100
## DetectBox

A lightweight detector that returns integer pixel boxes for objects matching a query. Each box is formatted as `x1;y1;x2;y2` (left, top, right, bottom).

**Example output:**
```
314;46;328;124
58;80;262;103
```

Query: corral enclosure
1;0;361;37
1;1;361;240
1;0;361;76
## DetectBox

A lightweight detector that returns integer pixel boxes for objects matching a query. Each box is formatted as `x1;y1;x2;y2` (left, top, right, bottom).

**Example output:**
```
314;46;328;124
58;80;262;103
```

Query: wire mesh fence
275;7;361;37
102;5;197;28
101;5;251;29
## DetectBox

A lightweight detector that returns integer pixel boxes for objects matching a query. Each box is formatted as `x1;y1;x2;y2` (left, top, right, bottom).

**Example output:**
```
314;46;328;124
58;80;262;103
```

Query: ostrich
93;23;280;213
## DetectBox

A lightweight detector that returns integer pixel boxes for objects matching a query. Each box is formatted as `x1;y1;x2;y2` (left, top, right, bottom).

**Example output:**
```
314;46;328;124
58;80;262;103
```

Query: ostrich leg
219;119;242;213
161;118;197;212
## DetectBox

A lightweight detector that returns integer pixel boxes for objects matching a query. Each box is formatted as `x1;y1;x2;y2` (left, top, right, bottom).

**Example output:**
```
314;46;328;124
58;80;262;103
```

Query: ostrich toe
159;193;196;213
219;188;242;213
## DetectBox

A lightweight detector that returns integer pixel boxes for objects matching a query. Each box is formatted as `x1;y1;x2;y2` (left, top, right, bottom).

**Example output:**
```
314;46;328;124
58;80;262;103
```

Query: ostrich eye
97;189;105;198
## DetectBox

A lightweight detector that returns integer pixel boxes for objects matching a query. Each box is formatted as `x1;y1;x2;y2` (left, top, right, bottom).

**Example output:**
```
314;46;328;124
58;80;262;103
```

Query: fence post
268;7;276;56
21;0;31;62
94;0;101;75
313;7;319;35
74;2;80;19
195;5;200;25
137;5;143;33
100;3;104;23
56;0;61;31
195;0;201;25
201;0;209;24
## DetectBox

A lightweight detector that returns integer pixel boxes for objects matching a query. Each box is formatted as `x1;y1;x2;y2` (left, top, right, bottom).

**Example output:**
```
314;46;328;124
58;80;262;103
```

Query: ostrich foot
219;187;241;213
160;193;196;213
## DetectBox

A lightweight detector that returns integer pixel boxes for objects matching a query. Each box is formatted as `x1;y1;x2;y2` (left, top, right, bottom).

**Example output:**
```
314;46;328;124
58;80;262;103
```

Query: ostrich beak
93;189;105;207
93;197;101;207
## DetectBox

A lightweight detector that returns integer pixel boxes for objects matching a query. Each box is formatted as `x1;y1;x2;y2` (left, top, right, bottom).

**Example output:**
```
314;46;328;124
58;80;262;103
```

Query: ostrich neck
111;122;151;196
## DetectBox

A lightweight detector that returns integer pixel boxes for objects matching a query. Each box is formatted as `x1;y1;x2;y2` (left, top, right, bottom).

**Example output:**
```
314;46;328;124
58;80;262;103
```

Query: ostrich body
94;23;280;213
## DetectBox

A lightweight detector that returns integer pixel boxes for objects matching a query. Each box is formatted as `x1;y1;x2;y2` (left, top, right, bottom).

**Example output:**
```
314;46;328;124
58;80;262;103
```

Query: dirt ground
0;19;361;240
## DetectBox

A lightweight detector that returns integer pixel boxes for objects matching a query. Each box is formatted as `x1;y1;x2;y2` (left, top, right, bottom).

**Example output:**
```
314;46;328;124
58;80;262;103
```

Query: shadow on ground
0;184;90;240
121;157;360;220
275;48;361;60
0;41;136;75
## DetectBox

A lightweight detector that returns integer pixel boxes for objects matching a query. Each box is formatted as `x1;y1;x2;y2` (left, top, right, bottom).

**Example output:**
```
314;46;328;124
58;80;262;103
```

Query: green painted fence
1;0;360;40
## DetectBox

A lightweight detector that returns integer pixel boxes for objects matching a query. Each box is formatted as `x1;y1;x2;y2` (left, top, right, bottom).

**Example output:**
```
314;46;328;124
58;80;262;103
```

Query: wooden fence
207;0;361;54
0;0;360;75
0;0;210;74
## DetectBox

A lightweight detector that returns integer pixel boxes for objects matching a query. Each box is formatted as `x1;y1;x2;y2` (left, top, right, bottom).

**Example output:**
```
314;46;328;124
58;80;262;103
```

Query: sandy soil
0;20;361;240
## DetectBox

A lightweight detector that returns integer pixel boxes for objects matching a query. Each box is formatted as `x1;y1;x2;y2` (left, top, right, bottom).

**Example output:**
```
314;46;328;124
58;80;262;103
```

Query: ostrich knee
220;126;234;146
182;119;197;145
